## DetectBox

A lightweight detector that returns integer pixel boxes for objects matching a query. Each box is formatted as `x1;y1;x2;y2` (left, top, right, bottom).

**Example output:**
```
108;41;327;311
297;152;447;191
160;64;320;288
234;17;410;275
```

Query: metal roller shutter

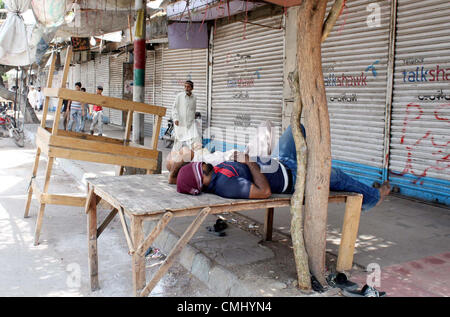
80;62;88;92
388;0;450;204
72;64;81;88
109;53;126;126
210;15;284;151
161;46;208;137
68;66;74;89
87;60;95;93
95;55;110;120
322;0;391;186
144;50;155;137
155;45;163;110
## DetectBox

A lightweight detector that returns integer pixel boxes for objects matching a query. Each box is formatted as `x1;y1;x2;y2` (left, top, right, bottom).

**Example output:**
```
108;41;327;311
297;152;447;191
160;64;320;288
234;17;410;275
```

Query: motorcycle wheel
163;127;174;148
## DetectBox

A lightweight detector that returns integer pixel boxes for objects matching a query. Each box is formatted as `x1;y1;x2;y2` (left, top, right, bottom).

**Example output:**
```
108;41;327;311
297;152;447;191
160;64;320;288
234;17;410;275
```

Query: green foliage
0;1;4;10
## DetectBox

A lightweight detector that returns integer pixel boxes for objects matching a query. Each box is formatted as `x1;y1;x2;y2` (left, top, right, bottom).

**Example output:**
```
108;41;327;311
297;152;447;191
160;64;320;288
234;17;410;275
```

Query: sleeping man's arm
235;152;271;199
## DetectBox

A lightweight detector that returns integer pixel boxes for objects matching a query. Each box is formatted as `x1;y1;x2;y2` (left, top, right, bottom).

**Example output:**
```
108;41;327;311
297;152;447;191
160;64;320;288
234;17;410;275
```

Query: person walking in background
36;87;44;111
80;87;88;132
61;99;69;130
27;86;38;110
60;82;70;130
90;86;104;136
67;82;83;132
172;80;201;151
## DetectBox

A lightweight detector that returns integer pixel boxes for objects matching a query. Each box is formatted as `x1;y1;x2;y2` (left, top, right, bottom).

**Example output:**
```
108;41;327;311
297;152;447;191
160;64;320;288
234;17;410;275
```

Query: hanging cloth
0;0;33;66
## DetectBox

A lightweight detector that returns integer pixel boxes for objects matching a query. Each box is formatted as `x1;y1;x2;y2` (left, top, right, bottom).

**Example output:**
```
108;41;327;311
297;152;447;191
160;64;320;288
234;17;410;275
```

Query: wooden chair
24;46;166;246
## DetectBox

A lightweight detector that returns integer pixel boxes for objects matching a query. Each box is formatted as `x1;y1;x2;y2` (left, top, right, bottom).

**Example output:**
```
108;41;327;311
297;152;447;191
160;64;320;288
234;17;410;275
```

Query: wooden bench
85;174;363;297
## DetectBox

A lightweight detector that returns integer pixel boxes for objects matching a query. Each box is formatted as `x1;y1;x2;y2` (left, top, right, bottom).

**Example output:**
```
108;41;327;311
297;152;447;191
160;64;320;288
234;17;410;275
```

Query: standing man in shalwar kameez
171;80;202;151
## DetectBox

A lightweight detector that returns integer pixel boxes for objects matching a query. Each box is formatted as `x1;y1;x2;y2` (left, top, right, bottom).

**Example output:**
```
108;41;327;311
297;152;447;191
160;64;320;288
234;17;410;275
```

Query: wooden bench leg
136;212;173;256
87;188;100;291
33;157;54;246
264;208;274;241
140;207;211;297
25;148;41;218
337;195;363;272
131;217;145;297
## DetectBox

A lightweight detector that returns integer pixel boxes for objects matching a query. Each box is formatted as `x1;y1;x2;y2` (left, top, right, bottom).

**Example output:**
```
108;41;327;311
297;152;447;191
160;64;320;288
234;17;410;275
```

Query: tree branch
288;69;311;290
321;0;345;43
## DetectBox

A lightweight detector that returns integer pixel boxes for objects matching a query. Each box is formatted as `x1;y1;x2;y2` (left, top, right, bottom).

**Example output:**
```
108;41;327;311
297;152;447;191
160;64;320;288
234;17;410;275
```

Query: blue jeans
68;109;82;132
271;125;380;211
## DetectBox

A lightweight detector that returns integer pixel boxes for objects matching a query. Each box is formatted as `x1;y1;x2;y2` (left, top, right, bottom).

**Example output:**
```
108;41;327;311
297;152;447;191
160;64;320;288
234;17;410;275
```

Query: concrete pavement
4;117;449;297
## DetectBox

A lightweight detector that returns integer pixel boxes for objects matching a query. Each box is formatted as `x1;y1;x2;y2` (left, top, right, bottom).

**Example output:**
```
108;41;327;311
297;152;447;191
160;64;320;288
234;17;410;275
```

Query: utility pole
132;0;146;145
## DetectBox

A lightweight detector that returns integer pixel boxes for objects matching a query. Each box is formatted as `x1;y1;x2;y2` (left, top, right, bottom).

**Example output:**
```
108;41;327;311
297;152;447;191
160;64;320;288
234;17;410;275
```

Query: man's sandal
327;272;359;291
342;284;386;297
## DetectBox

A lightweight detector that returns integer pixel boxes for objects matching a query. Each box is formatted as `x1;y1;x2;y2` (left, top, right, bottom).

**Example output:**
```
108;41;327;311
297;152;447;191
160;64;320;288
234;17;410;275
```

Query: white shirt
36;90;44;105
27;89;37;106
172;91;199;142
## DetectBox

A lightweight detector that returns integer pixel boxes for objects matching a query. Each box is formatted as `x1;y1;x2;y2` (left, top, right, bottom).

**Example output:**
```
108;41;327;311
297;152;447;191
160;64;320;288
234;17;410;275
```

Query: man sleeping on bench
172;125;391;211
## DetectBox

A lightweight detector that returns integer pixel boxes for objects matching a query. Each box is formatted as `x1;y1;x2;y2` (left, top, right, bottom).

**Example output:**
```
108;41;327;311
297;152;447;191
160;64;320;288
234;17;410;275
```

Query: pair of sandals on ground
315;272;386;297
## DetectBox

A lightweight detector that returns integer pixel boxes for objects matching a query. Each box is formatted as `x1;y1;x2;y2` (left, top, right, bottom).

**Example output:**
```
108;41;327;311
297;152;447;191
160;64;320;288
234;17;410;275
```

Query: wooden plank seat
24;46;167;246
85;174;363;297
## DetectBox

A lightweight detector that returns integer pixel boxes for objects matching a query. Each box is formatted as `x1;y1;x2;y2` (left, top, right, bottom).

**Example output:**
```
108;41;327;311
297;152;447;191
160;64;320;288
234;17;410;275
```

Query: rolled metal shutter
144;50;155;137
210;15;284;151
322;0;391;186
68;66;74;89
80;62;88;92
87;60;95;93
95;55;110;120
109;54;126;126
154;45;163;108
161;46;208;136
72;64;81;88
389;0;450;204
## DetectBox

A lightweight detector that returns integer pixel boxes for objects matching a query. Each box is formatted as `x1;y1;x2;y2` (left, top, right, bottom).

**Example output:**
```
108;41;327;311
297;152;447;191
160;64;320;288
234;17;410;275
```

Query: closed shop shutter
388;0;450;204
210;15;284;151
68;66;74;89
80;62;88;92
72;64;81;88
95;55;110;120
144;50;155;137
109;53;126;126
49;70;63;111
87;60;96;93
322;0;391;186
161;45;208;137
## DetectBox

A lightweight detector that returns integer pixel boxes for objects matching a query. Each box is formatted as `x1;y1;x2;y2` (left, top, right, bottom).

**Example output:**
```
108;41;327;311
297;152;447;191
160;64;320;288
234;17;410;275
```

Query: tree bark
322;0;345;43
288;70;311;290
297;0;331;286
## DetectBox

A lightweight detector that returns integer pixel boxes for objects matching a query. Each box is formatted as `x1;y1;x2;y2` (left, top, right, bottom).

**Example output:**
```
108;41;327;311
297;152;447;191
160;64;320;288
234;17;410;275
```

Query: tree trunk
288;70;311;290
0;81;39;124
297;0;331;286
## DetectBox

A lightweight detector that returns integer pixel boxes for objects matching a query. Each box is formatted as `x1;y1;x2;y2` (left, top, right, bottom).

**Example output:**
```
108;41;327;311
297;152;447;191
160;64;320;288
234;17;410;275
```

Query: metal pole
132;0;146;145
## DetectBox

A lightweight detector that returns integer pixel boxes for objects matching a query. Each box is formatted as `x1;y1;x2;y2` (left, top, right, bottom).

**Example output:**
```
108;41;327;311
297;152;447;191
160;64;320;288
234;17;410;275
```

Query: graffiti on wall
402;65;450;83
171;73;193;86
329;93;358;103
225;53;263;126
234;113;252;127
324;60;379;88
418;89;450;101
392;102;449;185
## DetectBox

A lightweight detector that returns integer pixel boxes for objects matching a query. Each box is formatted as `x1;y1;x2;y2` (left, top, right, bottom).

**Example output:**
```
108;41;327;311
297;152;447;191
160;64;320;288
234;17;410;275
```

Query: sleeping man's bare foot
376;181;391;207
